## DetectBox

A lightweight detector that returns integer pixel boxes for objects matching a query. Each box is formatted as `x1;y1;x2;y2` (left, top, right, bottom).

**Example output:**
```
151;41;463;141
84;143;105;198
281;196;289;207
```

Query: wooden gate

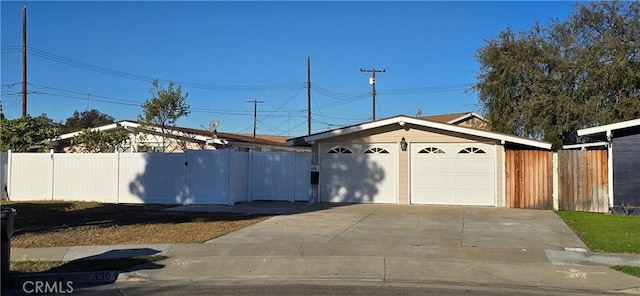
557;150;608;212
505;150;553;209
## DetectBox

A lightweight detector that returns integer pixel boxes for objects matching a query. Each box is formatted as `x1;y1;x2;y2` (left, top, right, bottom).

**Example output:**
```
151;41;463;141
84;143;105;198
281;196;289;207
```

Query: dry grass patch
2;201;270;248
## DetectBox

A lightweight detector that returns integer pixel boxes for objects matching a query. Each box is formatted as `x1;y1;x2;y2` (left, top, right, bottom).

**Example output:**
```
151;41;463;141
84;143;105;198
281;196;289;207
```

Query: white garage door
410;143;495;206
320;143;397;203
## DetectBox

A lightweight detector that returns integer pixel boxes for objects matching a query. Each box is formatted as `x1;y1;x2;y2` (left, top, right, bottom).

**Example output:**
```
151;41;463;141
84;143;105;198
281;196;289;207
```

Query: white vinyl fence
3;150;311;205
1;151;7;200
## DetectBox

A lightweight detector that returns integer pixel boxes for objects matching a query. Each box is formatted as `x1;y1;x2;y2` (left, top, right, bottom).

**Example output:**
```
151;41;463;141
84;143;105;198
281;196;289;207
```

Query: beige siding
398;146;409;205
317;124;499;145
456;118;490;131
496;145;504;207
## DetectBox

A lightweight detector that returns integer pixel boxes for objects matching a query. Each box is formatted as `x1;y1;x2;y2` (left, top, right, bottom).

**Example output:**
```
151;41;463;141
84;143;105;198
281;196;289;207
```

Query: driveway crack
328;206;380;243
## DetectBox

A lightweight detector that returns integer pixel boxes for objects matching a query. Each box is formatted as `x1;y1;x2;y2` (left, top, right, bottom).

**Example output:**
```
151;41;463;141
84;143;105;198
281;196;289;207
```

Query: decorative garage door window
418;147;445;154
364;147;390;154
458;147;486;154
328;147;353;154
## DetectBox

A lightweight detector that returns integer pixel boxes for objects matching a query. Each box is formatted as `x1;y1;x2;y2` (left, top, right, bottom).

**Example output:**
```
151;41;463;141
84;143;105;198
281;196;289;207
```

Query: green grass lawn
555;211;640;254
555;211;640;278
612;266;640;278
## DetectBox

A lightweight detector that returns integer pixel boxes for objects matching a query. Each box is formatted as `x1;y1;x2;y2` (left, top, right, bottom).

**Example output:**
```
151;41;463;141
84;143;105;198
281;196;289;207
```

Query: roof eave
577;118;640;137
286;115;551;150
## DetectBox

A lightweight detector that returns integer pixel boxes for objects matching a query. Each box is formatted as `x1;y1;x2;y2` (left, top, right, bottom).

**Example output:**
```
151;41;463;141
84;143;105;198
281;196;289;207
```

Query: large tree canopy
62;109;116;133
473;1;640;149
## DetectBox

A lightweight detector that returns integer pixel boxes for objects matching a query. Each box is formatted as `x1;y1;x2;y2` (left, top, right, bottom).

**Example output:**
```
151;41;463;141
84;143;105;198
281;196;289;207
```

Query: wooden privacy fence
557;150;608;212
505;150;553;209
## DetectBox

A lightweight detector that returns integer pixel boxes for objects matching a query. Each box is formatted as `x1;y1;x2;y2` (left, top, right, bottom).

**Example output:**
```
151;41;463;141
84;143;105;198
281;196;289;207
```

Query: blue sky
1;1;577;136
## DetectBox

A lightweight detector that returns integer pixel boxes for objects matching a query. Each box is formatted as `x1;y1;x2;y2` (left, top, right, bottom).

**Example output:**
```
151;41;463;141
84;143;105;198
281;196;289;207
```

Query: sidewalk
9;243;640;294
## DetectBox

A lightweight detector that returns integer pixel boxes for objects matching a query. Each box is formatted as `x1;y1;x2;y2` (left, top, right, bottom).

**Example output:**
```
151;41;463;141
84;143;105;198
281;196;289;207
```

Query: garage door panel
455;190;494;205
454;159;494;172
415;174;454;188
411;143;495;206
415;159;451;172
321;143;397;204
454;174;493;188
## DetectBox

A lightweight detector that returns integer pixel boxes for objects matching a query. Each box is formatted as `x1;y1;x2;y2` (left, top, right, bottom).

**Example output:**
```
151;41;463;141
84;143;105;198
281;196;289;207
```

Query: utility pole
246;99;264;138
22;6;27;118
360;68;385;121
307;56;311;135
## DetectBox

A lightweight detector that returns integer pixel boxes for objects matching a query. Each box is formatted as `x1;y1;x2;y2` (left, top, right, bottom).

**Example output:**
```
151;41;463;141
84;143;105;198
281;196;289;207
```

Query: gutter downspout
606;130;614;208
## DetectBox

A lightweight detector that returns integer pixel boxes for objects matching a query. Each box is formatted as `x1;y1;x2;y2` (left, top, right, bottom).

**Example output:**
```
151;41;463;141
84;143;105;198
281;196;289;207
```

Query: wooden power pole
22;6;27;118
246;99;264;138
360;68;385;121
307;56;311;135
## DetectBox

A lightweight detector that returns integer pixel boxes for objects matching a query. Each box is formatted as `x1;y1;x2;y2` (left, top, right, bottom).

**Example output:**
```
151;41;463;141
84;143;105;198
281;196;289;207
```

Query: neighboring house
422;111;490;131
286;114;551;206
50;120;307;153
568;118;640;209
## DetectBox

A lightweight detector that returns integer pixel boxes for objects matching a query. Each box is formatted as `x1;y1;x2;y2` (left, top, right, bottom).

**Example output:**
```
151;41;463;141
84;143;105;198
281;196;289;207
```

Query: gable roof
421;111;487;125
286;114;551;150
50;120;287;147
577;118;640;139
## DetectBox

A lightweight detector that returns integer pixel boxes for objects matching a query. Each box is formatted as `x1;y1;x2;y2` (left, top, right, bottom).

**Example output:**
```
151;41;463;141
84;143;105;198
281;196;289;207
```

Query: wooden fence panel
558;150;608;212
505;150;553;209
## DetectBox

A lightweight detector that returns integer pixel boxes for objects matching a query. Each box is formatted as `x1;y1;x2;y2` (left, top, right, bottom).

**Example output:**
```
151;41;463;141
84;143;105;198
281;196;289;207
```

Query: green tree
70;128;129;153
138;79;190;152
62;109;116;133
473;1;640;149
0;114;55;152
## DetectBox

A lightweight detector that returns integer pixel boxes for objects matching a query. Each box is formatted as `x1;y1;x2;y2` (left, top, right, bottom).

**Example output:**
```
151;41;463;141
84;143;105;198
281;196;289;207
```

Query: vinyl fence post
50;149;55;201
116;150;120;204
6;150;11;200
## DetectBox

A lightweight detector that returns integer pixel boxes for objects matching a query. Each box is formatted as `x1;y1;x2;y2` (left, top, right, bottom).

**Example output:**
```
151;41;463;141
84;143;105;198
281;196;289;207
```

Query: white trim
50;121;228;145
287;115;551;150
577;118;640;137
607;131;614;208
562;142;608;150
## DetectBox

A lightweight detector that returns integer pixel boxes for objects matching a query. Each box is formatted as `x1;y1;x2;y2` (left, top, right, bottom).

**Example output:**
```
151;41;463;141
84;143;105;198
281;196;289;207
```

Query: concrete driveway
208;204;588;253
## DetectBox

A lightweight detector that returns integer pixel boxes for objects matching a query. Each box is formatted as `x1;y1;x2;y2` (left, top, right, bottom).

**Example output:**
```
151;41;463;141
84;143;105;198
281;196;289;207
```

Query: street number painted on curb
93;272;113;282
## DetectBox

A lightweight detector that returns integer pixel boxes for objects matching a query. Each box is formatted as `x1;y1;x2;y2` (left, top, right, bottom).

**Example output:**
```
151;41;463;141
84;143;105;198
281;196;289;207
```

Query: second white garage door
410;143;495;206
320;143;397;203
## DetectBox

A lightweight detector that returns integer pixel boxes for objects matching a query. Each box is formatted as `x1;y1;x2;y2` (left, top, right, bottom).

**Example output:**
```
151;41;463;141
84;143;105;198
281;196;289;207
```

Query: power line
24;46;305;91
257;86;305;124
